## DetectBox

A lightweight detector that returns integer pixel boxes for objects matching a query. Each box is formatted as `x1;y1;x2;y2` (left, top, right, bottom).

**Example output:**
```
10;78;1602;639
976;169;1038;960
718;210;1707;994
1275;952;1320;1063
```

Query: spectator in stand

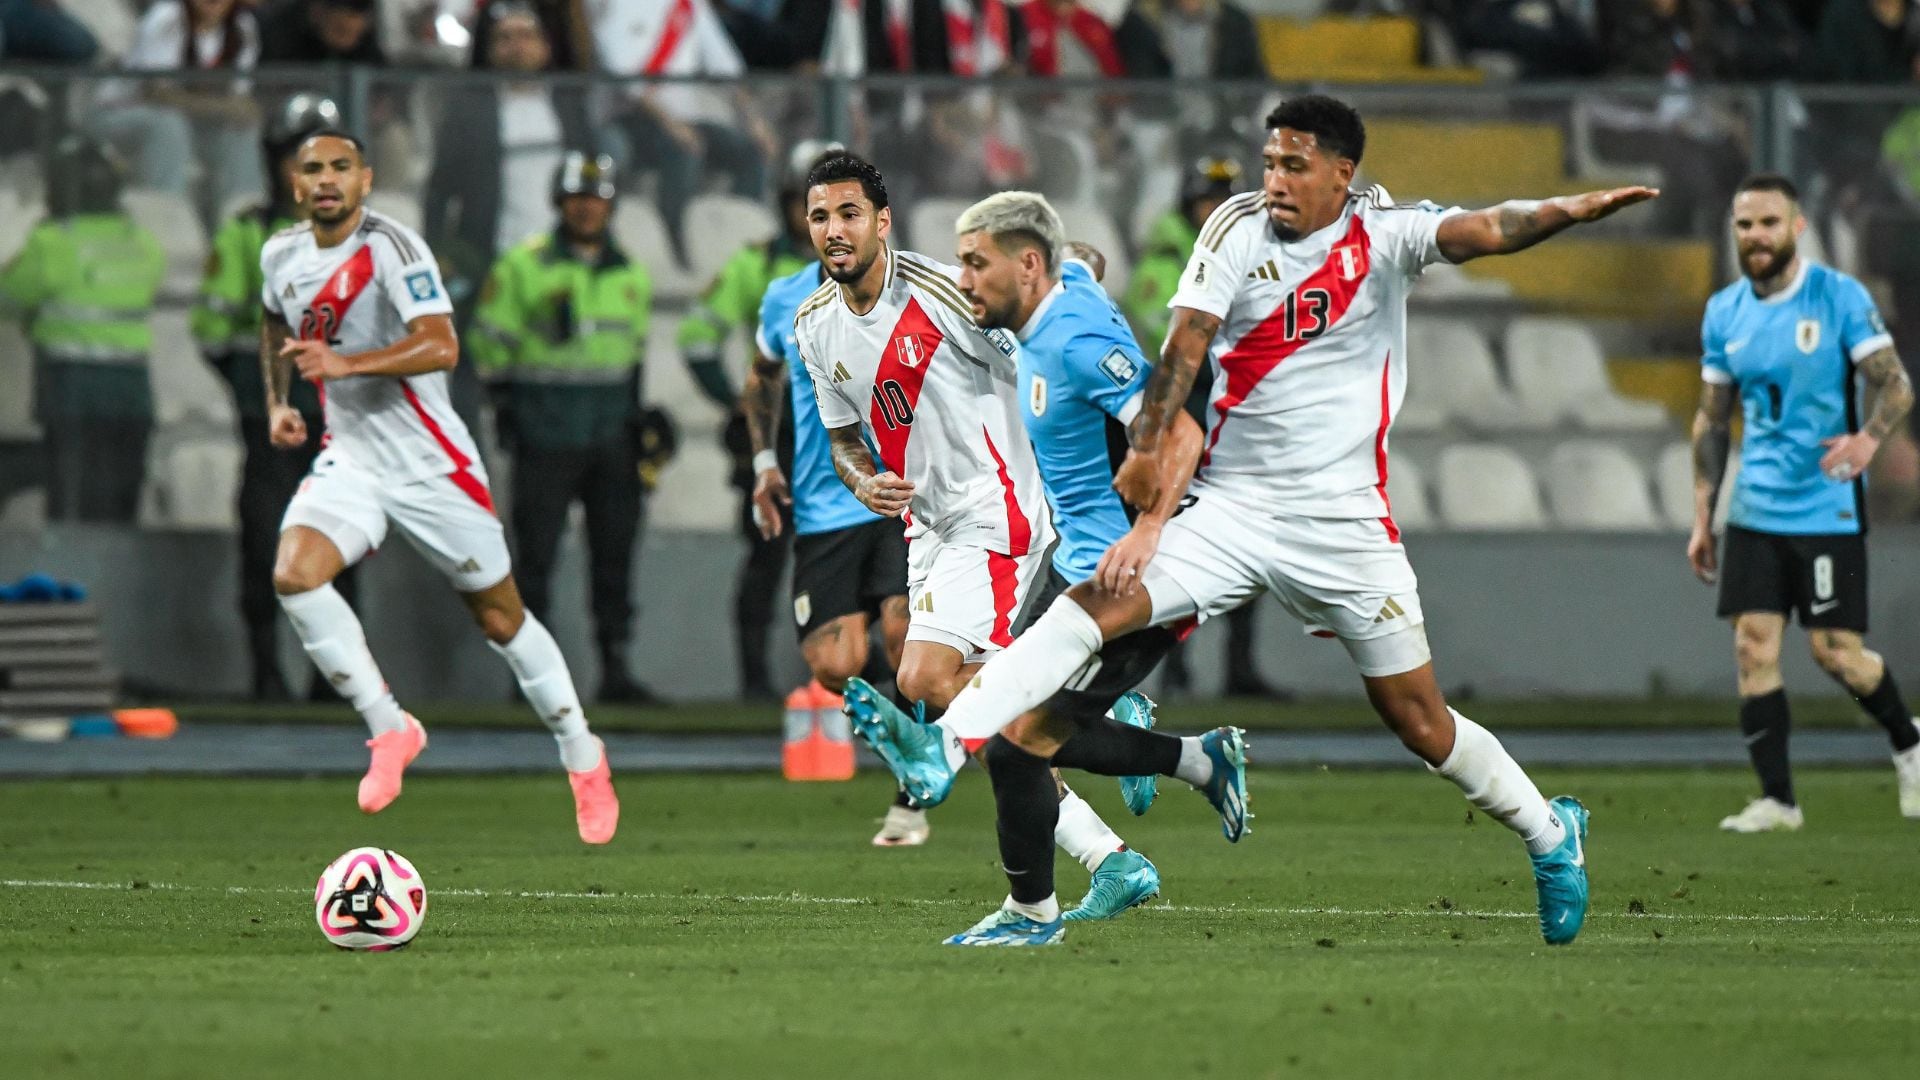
95;0;265;229
258;0;385;64
1588;0;1747;235
1017;0;1142;77
1121;0;1263;80
594;0;775;263
425;3;597;331
1712;0;1806;80
1454;0;1605;78
1808;0;1919;83
0;0;99;61
471;0;592;70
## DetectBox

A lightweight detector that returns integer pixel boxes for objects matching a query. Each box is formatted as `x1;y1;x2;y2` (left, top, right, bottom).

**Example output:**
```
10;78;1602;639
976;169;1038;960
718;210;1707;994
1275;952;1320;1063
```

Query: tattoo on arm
1691;381;1736;520
1439;198;1575;262
742;354;788;457
1857;346;1914;442
827;423;876;494
262;310;292;412
1132;308;1220;452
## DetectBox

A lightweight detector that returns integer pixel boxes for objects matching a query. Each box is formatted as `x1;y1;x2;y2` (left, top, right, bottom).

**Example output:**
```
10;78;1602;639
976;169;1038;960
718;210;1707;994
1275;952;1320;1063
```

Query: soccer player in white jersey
792;153;1172;938
260;131;619;843
856;96;1658;945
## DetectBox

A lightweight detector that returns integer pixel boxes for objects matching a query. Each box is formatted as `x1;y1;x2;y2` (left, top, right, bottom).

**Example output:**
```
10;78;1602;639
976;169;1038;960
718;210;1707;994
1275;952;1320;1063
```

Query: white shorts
1142;486;1429;676
282;448;512;593
903;530;1048;665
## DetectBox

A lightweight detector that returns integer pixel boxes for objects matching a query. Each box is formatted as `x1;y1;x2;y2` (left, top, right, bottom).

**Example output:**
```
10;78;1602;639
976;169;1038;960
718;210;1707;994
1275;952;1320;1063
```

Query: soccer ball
314;847;427;950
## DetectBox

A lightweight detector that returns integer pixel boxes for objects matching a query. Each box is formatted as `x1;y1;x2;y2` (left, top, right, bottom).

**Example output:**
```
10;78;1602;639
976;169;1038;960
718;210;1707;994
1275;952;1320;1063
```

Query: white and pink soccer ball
314;847;427;950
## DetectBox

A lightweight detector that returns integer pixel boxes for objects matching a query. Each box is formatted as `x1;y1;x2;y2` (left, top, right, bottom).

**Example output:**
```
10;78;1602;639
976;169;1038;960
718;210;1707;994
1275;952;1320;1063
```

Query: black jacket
1120;1;1265;80
422;85;596;305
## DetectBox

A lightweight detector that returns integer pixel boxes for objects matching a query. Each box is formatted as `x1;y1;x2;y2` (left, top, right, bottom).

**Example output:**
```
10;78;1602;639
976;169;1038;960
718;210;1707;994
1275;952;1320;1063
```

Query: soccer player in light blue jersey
1689;173;1920;831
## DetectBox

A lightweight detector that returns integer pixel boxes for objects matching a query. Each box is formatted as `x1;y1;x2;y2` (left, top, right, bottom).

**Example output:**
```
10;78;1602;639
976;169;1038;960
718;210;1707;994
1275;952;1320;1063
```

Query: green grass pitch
3;767;1915;1078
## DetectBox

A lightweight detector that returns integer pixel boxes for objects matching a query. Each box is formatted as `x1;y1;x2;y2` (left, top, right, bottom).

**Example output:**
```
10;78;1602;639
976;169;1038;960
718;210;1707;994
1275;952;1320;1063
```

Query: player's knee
896;660;958;710
272;559;326;597
470;603;524;644
809;649;865;693
1733;624;1782;678
1808;632;1858;679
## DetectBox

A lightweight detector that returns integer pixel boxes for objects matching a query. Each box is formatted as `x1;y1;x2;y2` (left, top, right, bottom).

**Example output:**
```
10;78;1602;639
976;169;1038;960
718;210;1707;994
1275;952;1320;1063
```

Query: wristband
752;449;779;474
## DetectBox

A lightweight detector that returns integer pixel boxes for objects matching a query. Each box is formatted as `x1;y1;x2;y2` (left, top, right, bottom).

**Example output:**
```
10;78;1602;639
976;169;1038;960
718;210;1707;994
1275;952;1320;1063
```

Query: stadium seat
1655;440;1739;532
160;438;242;529
0;320;34;437
0;190;42;265
149;310;233;426
1503;317;1671;431
1384;450;1435;532
1055;201;1131;299
62;0;138;61
905;197;972;257
1435;443;1549;530
683;195;779;286
614;199;694;301
1544;440;1660;530
0;489;46;530
122;189;208;302
1405;318;1541;431
365;191;425;233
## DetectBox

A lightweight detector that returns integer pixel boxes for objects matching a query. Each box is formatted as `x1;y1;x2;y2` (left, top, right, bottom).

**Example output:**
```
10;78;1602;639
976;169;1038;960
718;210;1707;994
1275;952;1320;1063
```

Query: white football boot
871;804;930;847
1892;722;1920;820
1719;796;1805;833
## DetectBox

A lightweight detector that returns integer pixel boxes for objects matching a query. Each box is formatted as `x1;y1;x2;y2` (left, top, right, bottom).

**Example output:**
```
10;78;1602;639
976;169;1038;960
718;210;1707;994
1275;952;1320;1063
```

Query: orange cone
781;681;856;781
113;708;178;739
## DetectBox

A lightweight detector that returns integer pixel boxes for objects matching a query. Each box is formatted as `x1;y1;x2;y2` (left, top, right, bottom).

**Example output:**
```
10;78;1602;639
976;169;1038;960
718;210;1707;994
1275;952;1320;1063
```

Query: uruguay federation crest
1029;374;1048;417
1796;319;1820;354
793;592;811;627
895;335;925;368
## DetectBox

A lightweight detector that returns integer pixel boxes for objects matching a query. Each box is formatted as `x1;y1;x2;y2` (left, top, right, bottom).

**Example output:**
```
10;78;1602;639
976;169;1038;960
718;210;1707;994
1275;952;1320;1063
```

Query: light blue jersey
1016;259;1154;580
1701;261;1892;535
757;264;878;537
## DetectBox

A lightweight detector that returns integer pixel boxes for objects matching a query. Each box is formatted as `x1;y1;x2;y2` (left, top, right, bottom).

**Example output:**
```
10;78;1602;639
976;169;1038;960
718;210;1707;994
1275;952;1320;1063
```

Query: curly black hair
1264;95;1366;165
1736;172;1799;203
805;152;889;212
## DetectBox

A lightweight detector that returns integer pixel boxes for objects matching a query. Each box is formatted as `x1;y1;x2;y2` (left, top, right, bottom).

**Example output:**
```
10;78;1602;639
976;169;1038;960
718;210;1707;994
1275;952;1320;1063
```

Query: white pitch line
3;877;1913;927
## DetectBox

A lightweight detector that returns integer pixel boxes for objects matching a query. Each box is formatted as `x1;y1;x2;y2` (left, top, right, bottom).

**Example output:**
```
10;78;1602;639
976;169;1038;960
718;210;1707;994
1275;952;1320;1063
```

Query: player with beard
796;154;1239;941
1689;174;1919;831
849;95;1658;945
260;131;619;842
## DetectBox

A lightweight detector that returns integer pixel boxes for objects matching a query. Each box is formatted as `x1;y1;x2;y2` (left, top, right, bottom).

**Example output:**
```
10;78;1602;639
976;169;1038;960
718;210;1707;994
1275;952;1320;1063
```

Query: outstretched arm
1435;186;1659;263
1820;345;1915;481
282;315;459;381
1687;379;1736;583
827;422;914;517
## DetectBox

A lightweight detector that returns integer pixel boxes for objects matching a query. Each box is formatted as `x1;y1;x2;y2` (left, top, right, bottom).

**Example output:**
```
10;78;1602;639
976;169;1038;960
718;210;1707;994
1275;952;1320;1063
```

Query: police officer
677;140;836;700
1122;154;1289;700
193;93;357;700
472;151;657;703
0;136;164;524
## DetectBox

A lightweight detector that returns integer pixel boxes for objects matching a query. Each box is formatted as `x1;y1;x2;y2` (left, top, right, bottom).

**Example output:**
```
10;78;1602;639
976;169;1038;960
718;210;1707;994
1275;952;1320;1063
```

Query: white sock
937;597;1105;741
1005;893;1061;922
1175;736;1213;786
488;614;599;772
1432;710;1564;856
1053;786;1125;873
278;585;407;736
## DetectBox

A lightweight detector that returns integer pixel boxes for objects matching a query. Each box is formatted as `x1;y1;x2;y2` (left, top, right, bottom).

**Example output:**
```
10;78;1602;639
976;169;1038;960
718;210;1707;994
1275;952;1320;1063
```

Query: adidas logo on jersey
1371;597;1408;624
914;593;934;613
456;558;482;574
282;283;297;299
831;361;852;383
1248;260;1281;282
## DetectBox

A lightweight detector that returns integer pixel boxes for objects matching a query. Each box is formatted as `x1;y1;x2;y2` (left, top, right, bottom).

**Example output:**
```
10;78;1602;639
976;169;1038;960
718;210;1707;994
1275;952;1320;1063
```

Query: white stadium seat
1055;201;1131;299
1435;442;1549;530
149;310;233;427
1545;439;1660;530
122;188;207;302
1655;439;1739;532
62;0;138;61
1406;318;1538;431
683;195;779;286
365;191;425;234
905;197;973;257
1503;317;1670;431
1383;450;1436;532
161;438;242;529
0;190;42;266
614;198;693;301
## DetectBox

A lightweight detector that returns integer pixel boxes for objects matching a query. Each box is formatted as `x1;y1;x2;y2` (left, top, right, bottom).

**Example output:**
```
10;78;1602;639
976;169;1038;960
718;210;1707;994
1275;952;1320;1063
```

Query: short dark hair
805;152;889;211
1736;173;1799;203
298;128;367;160
1264;95;1366;165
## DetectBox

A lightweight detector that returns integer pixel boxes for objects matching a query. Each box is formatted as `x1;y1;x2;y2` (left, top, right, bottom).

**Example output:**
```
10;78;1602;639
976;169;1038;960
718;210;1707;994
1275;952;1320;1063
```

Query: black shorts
1020;567;1181;722
790;518;909;640
1717;524;1868;631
